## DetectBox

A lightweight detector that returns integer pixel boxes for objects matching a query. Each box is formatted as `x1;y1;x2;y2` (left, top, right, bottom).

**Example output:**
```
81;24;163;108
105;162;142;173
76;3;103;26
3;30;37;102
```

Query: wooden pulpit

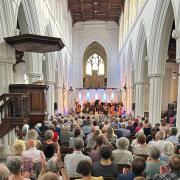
9;84;48;127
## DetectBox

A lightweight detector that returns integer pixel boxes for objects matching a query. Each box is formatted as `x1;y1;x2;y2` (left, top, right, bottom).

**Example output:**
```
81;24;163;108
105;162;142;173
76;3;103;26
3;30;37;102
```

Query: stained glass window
86;53;104;75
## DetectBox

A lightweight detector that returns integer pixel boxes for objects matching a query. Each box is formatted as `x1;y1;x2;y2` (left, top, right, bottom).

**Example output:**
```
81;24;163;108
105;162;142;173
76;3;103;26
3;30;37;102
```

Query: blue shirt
117;172;136;180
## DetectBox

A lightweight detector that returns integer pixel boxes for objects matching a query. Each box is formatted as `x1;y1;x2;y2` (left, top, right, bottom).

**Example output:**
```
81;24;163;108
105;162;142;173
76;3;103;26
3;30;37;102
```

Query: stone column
56;85;63;114
126;86;133;114
135;81;145;117
173;29;180;129
148;74;164;126
46;81;55;117
0;41;16;155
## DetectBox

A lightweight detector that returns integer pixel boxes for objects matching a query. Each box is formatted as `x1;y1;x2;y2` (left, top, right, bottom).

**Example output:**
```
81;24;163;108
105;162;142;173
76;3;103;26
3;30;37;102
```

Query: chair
117;164;130;173
103;177;115;180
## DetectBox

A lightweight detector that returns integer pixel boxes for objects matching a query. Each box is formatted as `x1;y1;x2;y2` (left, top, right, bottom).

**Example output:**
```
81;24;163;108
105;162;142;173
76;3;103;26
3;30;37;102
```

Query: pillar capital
172;29;180;40
26;72;43;77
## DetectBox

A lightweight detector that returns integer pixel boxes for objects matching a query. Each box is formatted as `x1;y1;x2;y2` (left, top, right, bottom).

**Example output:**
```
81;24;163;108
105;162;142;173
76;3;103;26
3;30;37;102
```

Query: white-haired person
160;141;175;163
112;137;133;166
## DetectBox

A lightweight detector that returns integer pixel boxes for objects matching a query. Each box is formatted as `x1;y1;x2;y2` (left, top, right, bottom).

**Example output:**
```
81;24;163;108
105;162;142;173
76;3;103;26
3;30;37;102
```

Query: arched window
86;53;104;75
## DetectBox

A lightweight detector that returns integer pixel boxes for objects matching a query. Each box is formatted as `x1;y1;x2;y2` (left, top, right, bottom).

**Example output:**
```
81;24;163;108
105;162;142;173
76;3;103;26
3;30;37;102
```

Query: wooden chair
117;164;130;173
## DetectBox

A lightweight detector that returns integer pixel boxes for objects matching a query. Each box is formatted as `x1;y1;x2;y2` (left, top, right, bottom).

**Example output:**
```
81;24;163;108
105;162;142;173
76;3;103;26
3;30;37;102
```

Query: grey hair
74;138;84;150
46;158;59;173
156;130;166;140
7;156;22;174
163;141;174;156
26;129;38;140
150;147;161;160
0;163;10;180
116;137;130;150
45;130;54;140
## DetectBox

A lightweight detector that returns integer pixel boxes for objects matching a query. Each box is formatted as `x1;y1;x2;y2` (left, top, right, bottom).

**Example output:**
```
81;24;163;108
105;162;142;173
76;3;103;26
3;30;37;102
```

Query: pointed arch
134;20;148;82
148;0;174;75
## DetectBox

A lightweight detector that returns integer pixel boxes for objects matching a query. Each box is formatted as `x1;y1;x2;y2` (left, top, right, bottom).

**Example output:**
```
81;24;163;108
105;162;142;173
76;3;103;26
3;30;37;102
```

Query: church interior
0;0;180;179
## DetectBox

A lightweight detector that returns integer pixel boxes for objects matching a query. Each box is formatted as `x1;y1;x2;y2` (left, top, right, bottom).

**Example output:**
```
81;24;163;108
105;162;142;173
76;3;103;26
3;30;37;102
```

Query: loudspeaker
54;102;57;111
132;103;135;111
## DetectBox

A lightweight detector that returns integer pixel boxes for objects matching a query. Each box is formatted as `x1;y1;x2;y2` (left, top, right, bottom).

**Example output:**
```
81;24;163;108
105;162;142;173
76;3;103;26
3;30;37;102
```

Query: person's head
116;137;130;150
93;121;97;126
169;155;180;171
52;120;58;127
0;164;9;180
74;128;81;137
26;129;38;141
132;156;146;176
74;138;84;150
163;141;174;156
76;160;92;176
106;127;114;138
156;130;166;140
27;139;36;148
7;156;23;175
150;146;161;160
45;130;54;141
92;129;101;140
96;134;106;147
38;172;59;180
121;124;126;129
46;158;60;174
137;134;146;144
170;127;178;136
161;119;166;126
12;140;26;156
99;145;112;160
49;124;56;131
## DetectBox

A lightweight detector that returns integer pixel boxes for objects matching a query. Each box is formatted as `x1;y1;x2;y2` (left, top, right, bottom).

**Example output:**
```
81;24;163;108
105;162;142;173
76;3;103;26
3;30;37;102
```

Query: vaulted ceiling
68;0;125;25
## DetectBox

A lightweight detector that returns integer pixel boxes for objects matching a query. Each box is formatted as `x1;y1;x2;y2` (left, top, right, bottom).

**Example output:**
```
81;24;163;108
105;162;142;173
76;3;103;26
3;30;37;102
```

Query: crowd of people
0;102;180;180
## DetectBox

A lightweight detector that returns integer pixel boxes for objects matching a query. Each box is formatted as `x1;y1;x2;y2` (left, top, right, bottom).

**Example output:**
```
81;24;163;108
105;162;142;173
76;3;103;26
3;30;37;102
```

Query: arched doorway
83;42;107;88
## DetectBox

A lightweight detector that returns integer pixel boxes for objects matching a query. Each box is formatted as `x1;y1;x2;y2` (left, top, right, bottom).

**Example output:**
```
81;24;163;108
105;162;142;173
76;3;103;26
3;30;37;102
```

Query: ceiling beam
80;0;86;21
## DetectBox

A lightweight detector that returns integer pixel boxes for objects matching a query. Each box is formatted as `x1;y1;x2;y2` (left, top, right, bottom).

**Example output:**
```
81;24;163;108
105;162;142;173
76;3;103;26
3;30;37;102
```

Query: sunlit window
86;53;104;75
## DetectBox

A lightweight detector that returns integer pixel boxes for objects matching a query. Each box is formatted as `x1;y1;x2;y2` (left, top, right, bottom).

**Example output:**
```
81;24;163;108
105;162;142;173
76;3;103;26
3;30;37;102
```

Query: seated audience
133;134;150;156
154;154;180;180
92;145;118;178
89;134;107;163
64;138;92;177
150;130;166;152
112;137;133;165
119;124;131;138
86;129;101;149
113;124;123;138
145;147;166;179
160;141;174;163
117;156;146;180
7;156;30;180
76;160;103;180
106;126;117;144
42;130;58;160
166;127;179;145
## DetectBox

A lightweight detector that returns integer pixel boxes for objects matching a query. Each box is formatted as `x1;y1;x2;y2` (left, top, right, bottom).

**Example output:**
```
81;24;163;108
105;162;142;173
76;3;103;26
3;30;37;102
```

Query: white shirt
64;151;92;177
